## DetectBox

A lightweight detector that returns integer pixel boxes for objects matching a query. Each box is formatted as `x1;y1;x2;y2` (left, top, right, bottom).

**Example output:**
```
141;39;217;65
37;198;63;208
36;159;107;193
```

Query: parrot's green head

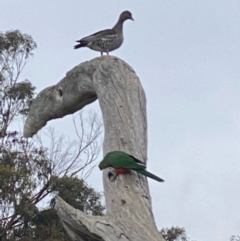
98;159;108;170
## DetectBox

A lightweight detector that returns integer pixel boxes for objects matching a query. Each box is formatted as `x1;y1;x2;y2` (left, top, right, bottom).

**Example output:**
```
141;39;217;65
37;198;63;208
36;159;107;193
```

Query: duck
74;11;133;56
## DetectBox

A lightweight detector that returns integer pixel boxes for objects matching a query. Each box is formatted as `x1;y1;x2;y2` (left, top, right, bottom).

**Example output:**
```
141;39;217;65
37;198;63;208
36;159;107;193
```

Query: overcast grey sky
1;1;240;240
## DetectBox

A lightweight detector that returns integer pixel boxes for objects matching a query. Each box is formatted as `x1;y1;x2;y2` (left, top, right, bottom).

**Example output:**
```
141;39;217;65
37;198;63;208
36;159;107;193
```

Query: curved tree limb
24;56;164;241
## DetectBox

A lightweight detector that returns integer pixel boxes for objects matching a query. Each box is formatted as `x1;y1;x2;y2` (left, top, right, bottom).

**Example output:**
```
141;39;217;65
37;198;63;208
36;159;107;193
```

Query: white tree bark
24;56;165;241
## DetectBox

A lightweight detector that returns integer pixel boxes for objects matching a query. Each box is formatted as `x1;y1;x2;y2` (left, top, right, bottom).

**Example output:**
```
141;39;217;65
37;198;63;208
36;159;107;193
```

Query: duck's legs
101;52;103;56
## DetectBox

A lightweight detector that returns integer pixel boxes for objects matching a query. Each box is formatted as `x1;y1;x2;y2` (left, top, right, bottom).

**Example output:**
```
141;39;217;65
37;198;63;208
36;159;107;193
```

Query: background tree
0;30;104;241
7;176;104;241
160;227;195;241
0;30;36;133
230;235;240;241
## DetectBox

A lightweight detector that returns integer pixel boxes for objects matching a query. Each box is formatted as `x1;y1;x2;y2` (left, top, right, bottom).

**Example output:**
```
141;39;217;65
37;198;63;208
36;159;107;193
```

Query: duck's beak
131;16;134;21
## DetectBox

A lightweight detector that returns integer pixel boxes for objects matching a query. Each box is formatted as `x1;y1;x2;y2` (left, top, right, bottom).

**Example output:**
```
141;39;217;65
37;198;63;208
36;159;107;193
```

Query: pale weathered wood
24;56;165;241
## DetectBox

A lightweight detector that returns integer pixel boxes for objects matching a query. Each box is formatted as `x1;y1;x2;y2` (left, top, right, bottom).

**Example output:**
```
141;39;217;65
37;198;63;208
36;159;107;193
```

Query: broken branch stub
24;56;164;241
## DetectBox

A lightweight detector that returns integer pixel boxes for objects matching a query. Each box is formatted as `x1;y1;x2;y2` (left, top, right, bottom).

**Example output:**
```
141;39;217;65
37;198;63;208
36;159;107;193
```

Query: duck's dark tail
74;41;88;49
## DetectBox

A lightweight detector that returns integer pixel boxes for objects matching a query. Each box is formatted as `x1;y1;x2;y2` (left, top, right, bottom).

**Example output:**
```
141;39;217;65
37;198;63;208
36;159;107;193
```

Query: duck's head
119;11;134;22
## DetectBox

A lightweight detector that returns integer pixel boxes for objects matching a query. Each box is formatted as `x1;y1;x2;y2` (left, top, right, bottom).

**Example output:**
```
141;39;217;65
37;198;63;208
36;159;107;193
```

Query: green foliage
0;30;36;137
0;131;51;240
160;227;189;241
6;176;105;241
0;30;36;60
50;176;105;216
0;30;104;241
32;209;66;241
0;132;50;203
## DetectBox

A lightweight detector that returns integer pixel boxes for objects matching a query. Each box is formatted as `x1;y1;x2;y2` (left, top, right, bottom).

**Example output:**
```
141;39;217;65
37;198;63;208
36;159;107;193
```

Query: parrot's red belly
115;168;129;175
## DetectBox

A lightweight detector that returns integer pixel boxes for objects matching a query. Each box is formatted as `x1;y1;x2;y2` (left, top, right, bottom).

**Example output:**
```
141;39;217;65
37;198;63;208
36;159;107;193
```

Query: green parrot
99;151;164;182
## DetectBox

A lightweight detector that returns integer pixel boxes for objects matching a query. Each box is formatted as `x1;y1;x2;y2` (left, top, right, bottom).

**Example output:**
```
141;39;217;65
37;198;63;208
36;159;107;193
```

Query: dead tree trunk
24;56;165;241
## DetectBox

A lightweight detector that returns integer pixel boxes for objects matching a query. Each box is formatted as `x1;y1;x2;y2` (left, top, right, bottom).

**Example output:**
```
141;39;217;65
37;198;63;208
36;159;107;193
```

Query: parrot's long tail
137;170;164;182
